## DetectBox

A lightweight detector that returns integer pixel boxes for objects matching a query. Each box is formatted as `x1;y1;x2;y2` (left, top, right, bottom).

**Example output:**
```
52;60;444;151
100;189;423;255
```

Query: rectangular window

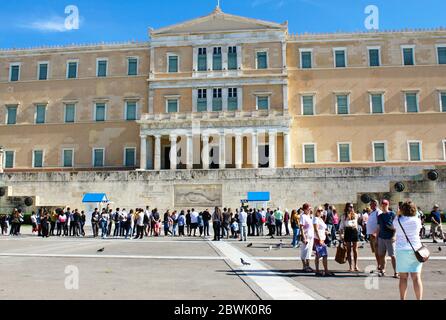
302;95;314;115
125;148;136;167
167;99;178;113
197;89;207;112
97;60;107;77
67;61;78;79
212;88;222;112
373;143;386;162
10;64;20;82
35;104;46;124
4;151;14;169
65;104;76;123
403;47;415;66
338;143;351;163
228;46;237;70
371;94;384;114
334;49;346;68
6;106;18;125
95;103;106;122
257;52;268;69
369;48;380;67
336;95;349;114
441;92;446;113
33;150;43;168
438;47;446;65
213;47;222;71
126;101;137;120
168;55;178;73
304;144;316;164
409;142;421;161
228;88;238;111
128;58;138;76
257;96;269;110
405;93;419;113
38;63;48;80
198;48;207;71
301;51;312;69
63;149;74;168
93;149;105;167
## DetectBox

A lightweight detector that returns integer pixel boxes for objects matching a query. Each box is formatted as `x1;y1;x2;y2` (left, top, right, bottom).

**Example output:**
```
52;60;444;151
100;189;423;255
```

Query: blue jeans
291;227;300;246
113;221;121;237
125;226;132;239
100;220;107;238
240;225;247;241
172;224;178;236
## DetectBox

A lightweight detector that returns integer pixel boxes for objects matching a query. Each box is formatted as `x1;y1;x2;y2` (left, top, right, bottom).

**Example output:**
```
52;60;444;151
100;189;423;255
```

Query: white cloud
252;0;287;9
20;16;69;33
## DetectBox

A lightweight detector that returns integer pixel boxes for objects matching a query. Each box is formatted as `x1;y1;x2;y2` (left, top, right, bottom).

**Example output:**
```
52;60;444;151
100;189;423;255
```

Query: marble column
219;132;226;169
154;135;161;171
235;132;243;169
139;135;147;170
251;131;258;169
283;131;291;168
202;134;210;170
186;133;193;170
170;134;178;170
269;130;277;169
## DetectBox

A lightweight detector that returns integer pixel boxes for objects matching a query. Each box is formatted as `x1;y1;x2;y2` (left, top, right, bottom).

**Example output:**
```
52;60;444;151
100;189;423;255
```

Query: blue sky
0;0;445;49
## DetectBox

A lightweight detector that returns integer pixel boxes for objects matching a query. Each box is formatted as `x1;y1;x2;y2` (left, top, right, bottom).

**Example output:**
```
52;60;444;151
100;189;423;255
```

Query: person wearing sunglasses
339;203;360;272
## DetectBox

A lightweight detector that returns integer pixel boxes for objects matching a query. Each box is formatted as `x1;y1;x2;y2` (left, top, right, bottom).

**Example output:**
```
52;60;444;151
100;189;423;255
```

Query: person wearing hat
376;199;398;278
430;205;445;243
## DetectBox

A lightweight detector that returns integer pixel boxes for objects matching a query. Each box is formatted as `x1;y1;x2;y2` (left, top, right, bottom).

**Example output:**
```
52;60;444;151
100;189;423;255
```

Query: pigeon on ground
247;243;253;248
97;248;105;253
241;258;251;266
439;247;442;252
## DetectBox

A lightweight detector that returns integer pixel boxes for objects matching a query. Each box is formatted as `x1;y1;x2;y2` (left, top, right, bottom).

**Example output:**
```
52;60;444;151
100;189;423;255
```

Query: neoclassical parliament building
1;7;446;209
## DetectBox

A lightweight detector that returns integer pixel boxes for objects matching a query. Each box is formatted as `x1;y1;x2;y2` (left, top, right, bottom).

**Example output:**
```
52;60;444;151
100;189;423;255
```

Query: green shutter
95;104;106;121
409;143;421;161
68;62;77;78
126;102;137;120
125;149;135;167
438;47;446;64
213;49;222;71
228;97;238;111
198;49;207;71
39;64;48;80
128;58;138;75
228;48;237;70
442;93;446;112
213;99;222;112
63;150;73;167
301;52;312;69
4;151;14;168
65;104;75;123
403;48;414;65
34;150;43;168
304;145;315;163
374;143;386;162
7;106;17;125
369;49;380;67
257;52;267;69
371;94;383;113
197;99;207;112
167;100;178;113
36;105;46;124
257;97;269;110
339;144;350;162
337;95;349;114
94;149;104;167
302;96;314;115
97;60;107;77
10;65;19;81
168;56;178;73
406;93;418;112
335;51;346;67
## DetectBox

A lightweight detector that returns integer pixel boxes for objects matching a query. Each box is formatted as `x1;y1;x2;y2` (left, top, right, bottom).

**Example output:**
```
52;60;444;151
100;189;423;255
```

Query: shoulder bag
398;217;430;263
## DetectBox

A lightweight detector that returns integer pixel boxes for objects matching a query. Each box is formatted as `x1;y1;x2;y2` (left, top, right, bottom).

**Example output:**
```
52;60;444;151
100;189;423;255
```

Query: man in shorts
366;199;382;272
376;199;398;278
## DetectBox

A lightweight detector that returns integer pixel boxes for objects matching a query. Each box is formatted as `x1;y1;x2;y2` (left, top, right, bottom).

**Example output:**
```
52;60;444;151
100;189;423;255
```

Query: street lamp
0;146;4;173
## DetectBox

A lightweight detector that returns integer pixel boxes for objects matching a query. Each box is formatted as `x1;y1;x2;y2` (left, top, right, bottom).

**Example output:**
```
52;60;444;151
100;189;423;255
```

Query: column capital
169;134;178;141
140;134;148;139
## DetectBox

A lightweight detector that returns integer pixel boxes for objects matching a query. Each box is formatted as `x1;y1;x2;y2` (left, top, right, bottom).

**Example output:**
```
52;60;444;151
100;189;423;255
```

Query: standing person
186;210;191;237
238;208;248;242
268;210;276;239
325;206;335;247
107;209;114;237
430;205;445;243
394;201;424;300
246;210;253;236
152;209;161;237
163;210;172;237
50;211;57;236
290;209;301;248
113;208;121;238
299;204;314;272
134;209;145;240
274;208;283;236
58;211;67;236
91;208;100;238
31;212;38;235
190;209;199;237
256;209;263;236
178;211;186;237
212;207;223;241
41;211;50;238
144;206;151;237
202;209;211;237
0;214;8;235
366;199;383;272
376;199;398;278
362;208;370;241
283;210;290;236
120;209;128;237
171;211;178;237
313;207;334;277
339;203;360;272
222;208;231;239
73;209;81;237
80;211;86;236
100;209;109;239
197;212;204;237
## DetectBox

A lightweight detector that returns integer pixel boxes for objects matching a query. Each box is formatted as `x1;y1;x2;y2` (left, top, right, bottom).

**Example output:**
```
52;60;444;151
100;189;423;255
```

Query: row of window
299;45;446;69
302;141;444;163
2;148;137;169
4;101;139;125
6;57;139;82
301;91;446;115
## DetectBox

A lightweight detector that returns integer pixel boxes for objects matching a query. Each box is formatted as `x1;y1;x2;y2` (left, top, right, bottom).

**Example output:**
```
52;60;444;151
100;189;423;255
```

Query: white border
301;94;315;115
401;45;416;66
407;140;422;162
127;56;139;76
9;63;21;82
32;149;44;168
367;46;381;67
5;105;18;125
34;104;47;124
64;103;76;123
337;142;352;163
3;150;15;168
165;97;180;113
404;91;419;113
124;147;137;167
212;46;223;71
66;60;79;79
256;95;270;111
96;58;109;77
125;100;139;120
369;92;385;114
92;148;105;167
94;102;107;121
299;48;313;69
435;44;446;65
333;47;347;68
439;91;446;112
37;61;49;80
167;53;180;73
302;143;317;164
62;148;74;168
335;93;350;115
372;141;387;162
256;49;269;70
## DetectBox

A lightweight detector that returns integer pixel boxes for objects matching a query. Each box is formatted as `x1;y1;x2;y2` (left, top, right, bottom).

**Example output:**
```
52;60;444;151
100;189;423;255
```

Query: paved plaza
0;227;445;300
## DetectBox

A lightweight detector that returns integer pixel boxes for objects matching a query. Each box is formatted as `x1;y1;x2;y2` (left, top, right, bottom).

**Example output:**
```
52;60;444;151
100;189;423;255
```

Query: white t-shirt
366;209;382;235
190;211;199;224
300;214;314;239
136;213;145;226
238;211;248;226
313;216;327;241
393;216;422;251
